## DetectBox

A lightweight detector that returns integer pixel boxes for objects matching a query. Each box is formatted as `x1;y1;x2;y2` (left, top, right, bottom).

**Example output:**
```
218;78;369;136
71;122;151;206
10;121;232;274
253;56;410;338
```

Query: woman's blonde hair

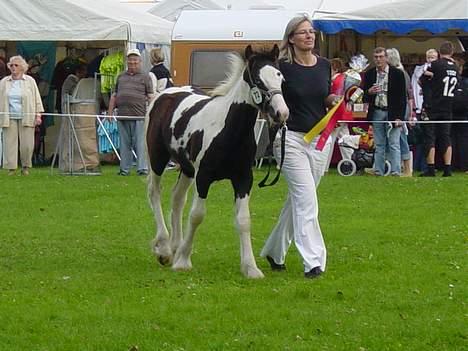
7;55;29;73
150;48;165;65
279;14;313;63
386;48;403;70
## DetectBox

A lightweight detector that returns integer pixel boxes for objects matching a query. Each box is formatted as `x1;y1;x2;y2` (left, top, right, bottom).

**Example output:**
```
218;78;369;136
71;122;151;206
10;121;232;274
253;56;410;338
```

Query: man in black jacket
363;47;407;176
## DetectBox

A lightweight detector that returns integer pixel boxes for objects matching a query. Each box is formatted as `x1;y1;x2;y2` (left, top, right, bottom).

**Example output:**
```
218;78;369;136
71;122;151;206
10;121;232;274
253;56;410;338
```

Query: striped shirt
115;71;152;118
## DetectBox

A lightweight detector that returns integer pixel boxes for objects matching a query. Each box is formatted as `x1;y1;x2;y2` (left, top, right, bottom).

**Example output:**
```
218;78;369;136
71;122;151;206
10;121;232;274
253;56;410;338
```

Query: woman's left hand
35;114;42;126
325;94;341;108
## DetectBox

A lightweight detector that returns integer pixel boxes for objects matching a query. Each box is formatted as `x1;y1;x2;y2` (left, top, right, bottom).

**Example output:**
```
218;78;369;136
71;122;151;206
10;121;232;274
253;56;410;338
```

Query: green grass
0;166;466;351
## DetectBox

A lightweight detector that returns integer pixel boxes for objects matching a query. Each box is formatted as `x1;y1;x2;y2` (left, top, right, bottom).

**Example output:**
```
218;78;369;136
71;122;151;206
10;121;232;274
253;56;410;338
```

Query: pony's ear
271;44;280;60
245;45;254;60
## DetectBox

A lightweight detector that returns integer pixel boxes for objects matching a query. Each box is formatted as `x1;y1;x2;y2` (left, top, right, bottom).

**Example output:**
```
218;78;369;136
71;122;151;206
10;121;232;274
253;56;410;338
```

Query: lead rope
245;61;287;187
258;123;287;188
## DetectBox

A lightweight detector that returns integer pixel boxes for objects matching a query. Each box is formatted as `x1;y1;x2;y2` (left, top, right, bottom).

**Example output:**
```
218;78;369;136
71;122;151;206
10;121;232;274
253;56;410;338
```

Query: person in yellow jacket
0;55;44;176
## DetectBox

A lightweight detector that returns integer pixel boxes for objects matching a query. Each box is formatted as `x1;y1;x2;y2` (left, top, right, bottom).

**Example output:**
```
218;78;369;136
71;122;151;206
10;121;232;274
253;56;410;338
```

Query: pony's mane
210;53;246;97
209;47;276;97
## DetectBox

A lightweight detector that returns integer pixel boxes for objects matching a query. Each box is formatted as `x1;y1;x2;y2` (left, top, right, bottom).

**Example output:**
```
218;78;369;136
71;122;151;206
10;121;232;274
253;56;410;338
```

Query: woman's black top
279;57;331;133
150;63;173;89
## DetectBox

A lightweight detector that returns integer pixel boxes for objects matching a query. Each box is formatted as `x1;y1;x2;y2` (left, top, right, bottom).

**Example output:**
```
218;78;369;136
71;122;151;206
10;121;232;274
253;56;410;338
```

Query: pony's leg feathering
148;171;172;266
170;173;194;254
235;195;264;279
172;194;206;271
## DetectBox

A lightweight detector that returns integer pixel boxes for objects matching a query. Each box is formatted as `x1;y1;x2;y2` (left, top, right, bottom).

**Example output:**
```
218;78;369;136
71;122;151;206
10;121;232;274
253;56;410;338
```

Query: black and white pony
146;45;289;278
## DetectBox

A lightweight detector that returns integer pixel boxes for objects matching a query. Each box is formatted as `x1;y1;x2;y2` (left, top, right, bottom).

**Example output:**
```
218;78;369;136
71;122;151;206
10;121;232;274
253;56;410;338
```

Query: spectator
419;41;459;177
411;49;439;172
108;49;153;176
260;15;338;279
387;48;414;177
61;63;88;113
0;55;44;176
324;58;354;170
412;49;438;115
149;48;173;95
0;49;5;166
452;62;468;173
0;49;6;80
149;48;177;171
363;47;406;176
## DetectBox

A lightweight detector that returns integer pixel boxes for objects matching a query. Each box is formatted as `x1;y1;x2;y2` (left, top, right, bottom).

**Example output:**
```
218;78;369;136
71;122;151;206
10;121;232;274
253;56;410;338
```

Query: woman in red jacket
325;58;354;170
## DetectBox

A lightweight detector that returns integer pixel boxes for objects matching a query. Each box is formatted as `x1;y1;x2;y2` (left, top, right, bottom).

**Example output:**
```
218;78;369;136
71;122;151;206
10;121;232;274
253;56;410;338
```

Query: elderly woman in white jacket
0;55;44;175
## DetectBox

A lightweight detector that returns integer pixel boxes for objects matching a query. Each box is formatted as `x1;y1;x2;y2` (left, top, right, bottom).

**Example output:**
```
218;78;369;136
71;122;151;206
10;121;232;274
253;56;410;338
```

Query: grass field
0;166;466;351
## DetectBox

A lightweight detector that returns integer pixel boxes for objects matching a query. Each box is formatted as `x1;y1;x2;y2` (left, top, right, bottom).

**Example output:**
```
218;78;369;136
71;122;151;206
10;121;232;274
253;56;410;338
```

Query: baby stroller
336;127;391;176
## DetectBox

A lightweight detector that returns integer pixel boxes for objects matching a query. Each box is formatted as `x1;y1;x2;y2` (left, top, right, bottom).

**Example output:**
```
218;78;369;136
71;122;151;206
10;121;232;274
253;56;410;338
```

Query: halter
245;61;283;113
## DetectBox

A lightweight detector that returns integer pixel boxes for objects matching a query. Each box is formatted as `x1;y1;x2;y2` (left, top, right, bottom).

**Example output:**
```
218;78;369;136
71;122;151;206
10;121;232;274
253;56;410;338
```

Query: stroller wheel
383;160;392;176
337;159;356;176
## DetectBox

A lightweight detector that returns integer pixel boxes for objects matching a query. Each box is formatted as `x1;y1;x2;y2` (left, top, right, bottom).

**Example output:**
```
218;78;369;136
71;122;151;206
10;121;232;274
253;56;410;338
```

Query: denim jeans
117;119;147;174
372;109;401;175
400;126;411;161
413;144;428;172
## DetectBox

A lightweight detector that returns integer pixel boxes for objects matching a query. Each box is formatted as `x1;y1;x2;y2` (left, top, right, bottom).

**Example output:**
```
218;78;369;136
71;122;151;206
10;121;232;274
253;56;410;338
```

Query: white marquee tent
148;0;224;22
0;0;173;44
148;0;288;21
148;0;398;23
265;0;397;15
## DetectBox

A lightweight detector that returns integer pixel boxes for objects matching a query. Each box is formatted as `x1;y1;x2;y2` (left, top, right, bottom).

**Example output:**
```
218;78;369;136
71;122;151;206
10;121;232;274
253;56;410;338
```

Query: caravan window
190;50;234;88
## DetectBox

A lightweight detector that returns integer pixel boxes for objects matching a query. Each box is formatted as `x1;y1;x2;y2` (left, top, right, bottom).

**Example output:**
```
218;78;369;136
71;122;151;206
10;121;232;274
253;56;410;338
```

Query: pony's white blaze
270;94;289;122
259;65;283;90
258;66;289;122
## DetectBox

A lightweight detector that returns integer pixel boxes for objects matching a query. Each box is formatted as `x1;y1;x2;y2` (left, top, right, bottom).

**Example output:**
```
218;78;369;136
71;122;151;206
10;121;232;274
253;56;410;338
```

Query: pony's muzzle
270;94;289;124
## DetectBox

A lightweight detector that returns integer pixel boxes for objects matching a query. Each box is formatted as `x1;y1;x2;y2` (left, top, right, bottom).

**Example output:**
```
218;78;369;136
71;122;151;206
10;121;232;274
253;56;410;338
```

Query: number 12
443;76;457;97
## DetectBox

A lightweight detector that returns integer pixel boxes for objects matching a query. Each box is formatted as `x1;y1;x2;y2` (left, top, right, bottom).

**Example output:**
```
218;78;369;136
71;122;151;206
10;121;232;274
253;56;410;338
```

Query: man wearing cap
108;48;153;176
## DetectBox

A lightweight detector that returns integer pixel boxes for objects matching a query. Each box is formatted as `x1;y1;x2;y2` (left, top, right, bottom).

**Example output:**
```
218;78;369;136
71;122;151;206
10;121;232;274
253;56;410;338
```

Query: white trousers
261;130;332;272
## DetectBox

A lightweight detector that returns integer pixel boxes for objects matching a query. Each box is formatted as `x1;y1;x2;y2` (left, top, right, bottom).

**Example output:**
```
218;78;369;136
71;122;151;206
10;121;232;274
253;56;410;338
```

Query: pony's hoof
172;258;192;271
243;266;265;279
157;255;172;266
152;240;173;266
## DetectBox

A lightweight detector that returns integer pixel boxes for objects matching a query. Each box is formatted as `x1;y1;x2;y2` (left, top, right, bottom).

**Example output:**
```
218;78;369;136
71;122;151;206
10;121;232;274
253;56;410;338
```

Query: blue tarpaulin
315;19;468;35
314;0;468;35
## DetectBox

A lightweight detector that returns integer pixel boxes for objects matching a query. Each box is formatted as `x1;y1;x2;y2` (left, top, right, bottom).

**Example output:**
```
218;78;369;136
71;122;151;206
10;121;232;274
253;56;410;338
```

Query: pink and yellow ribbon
303;97;344;144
